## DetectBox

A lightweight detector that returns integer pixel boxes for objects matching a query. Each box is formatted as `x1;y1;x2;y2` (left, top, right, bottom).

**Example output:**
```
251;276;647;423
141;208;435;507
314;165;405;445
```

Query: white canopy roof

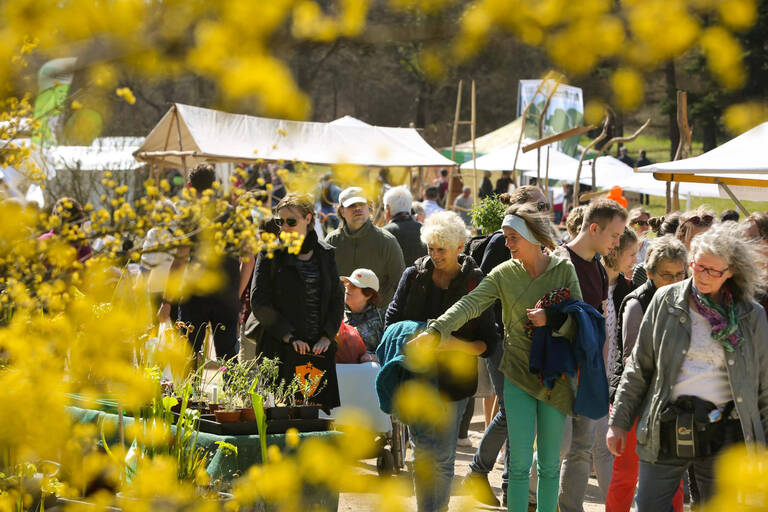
43;137;145;172
460;142;580;174
639;122;768;174
461;146;726;197
134;104;455;168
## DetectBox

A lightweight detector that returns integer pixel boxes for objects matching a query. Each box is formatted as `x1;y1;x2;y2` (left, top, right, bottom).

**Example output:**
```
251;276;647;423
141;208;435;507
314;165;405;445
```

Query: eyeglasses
632;220;649;227
690;261;729;278
656;271;687;281
275;217;298;227
536;201;551;212
683;215;714;228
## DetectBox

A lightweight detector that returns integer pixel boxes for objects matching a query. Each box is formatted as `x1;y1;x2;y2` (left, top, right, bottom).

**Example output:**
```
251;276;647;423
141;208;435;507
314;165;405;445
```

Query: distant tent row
133;104;455;169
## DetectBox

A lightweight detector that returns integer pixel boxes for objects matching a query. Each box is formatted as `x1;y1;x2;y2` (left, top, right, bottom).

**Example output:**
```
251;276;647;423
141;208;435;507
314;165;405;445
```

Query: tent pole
450;80;463;163
174;106;188;184
513;78;550;189
715;179;750;216
160;104;176;185
665;182;671;213
544;145;550;200
471;80;477;204
536;80;560;185
575;113;610;207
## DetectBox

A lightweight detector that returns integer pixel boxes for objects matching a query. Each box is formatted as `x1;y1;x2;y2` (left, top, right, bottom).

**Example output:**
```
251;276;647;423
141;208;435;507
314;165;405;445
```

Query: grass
579;135;704;164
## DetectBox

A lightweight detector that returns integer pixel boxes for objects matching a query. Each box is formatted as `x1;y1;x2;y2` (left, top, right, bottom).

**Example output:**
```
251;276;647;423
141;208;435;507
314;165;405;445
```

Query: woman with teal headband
608;222;768;511
409;202;584;512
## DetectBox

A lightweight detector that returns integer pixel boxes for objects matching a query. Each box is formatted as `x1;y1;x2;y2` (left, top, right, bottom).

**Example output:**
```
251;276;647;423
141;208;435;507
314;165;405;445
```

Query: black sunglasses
684;215;714;227
632;220;649;227
275;217;298;227
536;201;551;212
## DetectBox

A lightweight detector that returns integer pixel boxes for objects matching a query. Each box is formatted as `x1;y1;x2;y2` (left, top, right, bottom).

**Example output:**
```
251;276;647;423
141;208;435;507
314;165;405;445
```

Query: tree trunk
665;62;680;160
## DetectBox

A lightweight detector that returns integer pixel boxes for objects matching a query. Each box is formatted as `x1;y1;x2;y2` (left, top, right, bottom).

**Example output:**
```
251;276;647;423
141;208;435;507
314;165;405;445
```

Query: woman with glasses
633;212;682;287
607;223;768;511
676;207;716;250
250;193;344;411
605;235;688;512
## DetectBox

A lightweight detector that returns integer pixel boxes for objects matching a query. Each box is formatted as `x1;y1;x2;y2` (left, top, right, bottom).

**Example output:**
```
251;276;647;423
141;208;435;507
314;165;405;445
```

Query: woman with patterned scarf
608;222;768;512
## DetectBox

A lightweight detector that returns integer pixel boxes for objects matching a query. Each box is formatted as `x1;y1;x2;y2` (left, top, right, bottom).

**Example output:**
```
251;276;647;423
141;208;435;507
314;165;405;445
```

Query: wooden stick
574;113;610;206
471;80;478;202
536;80;561;182
450;80;463;164
591;118;652;162
522;125;595;153
512;78;551;188
715;179;750;216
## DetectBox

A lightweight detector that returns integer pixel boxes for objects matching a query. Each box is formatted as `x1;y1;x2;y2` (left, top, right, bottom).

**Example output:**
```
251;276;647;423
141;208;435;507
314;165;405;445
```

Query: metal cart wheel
376;446;395;476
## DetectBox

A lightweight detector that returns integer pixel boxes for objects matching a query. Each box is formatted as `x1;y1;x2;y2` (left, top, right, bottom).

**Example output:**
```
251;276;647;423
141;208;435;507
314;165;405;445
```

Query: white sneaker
457;437;473;447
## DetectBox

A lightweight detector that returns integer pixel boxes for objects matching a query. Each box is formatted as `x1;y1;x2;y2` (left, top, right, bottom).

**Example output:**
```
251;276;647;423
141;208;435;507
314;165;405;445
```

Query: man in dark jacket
158;163;241;361
478;171;493;200
383;185;427;267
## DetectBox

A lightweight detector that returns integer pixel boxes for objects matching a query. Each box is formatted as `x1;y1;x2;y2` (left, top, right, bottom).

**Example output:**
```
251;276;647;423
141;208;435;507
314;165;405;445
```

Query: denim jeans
636;456;717;512
558;414;614;512
468;344;508;495
409;397;469;512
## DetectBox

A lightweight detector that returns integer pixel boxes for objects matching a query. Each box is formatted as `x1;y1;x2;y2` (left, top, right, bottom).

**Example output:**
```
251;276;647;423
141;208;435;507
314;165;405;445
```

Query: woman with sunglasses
607;222;768;511
606;235;688;512
676;207;716;250
628;207;650;264
250;193;344;411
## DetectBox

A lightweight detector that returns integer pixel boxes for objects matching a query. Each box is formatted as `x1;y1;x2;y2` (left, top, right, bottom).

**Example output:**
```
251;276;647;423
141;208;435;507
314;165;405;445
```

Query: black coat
251;230;344;409
383;212;427;268
609;277;654;402
385;254;499;401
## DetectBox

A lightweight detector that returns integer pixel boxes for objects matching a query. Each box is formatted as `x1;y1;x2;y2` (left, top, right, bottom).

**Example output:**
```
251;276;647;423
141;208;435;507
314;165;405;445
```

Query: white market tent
134;104;455;169
461;145;726;198
43;137;145;173
637;122;768;204
459;141;581;176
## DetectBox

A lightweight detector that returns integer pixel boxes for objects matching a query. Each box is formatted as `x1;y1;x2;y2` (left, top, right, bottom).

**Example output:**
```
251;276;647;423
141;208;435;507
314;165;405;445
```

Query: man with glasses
325;187;405;309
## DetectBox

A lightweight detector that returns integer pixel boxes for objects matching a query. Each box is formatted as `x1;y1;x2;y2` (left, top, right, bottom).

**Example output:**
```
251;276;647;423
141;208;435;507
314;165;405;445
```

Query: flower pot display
295;405;320;420
265;406;291;420
214;409;241;423
239;407;257;422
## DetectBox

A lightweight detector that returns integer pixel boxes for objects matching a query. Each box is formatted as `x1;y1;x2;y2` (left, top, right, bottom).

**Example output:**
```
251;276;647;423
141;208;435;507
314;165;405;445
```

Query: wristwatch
286;334;297;344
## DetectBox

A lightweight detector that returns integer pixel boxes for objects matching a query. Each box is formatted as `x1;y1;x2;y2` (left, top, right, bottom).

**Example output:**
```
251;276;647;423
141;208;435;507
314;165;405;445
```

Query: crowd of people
134;162;768;512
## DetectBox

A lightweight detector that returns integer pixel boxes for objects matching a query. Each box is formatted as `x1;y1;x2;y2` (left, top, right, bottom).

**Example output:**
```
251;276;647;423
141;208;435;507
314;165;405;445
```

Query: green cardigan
428;254;583;416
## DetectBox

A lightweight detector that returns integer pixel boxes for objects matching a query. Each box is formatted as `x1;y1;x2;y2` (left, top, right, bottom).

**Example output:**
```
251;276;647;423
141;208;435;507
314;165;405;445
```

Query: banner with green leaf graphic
517;79;584;157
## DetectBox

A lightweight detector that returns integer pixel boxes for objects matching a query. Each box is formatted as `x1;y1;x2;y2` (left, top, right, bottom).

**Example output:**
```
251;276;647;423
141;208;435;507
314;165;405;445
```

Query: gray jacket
610;278;768;462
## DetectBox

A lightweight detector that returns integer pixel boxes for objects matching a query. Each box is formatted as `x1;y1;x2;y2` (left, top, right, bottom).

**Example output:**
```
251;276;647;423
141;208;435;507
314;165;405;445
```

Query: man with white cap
326;186;405;308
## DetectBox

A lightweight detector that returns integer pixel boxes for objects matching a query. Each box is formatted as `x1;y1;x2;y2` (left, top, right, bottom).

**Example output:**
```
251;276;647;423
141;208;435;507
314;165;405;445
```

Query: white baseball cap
340;268;379;291
338;186;367;208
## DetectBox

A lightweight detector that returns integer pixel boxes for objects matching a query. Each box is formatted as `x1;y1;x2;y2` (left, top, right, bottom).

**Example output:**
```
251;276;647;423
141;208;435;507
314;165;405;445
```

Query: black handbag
659;395;741;459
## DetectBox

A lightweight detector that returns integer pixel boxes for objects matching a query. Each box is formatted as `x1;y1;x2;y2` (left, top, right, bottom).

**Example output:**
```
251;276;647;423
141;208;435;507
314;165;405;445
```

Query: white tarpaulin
43;137;145;172
639;122;768;174
637;122;768;201
459;142;583;176
134;104;455;168
584;156;723;198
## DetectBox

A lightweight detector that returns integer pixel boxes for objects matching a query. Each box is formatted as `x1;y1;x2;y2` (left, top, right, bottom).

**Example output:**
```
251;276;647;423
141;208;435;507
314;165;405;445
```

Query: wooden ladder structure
447;79;477;209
